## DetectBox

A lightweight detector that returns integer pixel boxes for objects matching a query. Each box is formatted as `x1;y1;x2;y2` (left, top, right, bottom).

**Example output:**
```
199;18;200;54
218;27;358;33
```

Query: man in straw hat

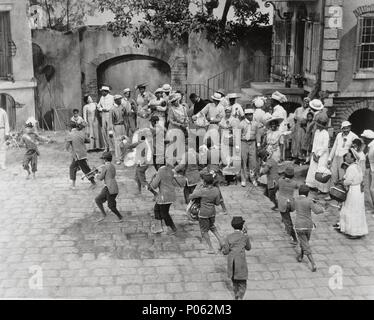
361;129;374;215
222;216;251;300
110;95;126;165
0;106;10;170
239;108;261;187
192;91;225;130
97;85;115;150
305;113;330;194
227;93;244;119
326;121;358;198
122;88;137;137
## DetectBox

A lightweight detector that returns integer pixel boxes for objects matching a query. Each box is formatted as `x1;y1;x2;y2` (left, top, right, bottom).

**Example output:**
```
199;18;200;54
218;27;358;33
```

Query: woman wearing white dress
83;95;103;151
305;114;330;193
264;116;291;163
338;149;368;239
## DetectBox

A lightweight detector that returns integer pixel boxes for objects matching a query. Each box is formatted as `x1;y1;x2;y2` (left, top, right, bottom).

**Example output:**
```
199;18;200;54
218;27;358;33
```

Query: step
245;82;306;95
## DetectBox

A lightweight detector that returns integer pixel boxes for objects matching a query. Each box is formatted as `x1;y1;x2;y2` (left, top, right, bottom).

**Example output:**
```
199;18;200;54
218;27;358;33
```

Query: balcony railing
185;84;214;101
272;55;293;80
206;55;271;94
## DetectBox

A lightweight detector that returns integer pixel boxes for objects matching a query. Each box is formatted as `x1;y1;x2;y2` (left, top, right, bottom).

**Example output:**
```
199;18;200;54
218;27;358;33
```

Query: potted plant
284;74;292;88
294;74;306;88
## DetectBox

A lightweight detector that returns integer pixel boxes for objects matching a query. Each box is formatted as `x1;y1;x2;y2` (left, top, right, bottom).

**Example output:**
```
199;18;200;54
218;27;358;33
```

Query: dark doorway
348;109;374;135
0;93;16;130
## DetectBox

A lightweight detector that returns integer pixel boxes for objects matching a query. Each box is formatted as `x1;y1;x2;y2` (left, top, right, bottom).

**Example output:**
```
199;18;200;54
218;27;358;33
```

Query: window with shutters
303;21;320;75
0;11;12;79
356;15;374;71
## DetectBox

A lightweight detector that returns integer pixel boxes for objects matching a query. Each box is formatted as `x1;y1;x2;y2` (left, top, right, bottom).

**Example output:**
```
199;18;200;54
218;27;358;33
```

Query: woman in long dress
338;149;368;239
82;95;103;151
305;114;330;193
264;117;291;163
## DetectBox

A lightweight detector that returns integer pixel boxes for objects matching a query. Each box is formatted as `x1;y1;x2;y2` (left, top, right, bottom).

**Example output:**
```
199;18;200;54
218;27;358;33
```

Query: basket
330;185;347;203
186;199;200;221
315;168;332;183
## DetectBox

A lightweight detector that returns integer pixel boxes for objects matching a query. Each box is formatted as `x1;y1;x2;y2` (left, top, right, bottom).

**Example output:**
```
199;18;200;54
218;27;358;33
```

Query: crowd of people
0;82;373;300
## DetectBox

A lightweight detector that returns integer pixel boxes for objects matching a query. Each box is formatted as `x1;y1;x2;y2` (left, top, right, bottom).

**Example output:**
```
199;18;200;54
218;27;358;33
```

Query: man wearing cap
122;88;137;137
110;95;126;164
361;130;374;214
0;106;10;170
97;86;115;150
227;93;244;119
148;88;167;127
327;121;358;192
192;92;225;130
239;108;261;187
136;83;155;129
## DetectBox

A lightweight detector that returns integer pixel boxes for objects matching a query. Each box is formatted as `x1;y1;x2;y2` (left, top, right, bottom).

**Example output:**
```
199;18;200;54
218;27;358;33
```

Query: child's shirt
277;177;299;212
189;184;221;218
261;158;279;189
97;162;118;195
21;132;48;155
294;195;324;230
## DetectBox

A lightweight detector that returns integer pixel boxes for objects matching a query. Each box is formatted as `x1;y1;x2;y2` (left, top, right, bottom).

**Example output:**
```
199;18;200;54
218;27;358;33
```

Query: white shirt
368;140;374;172
254;109;266;125
272;104;288;132
230;103;244;118
0;108;10;135
97;94;115;112
312;129;329;157
329;131;358;160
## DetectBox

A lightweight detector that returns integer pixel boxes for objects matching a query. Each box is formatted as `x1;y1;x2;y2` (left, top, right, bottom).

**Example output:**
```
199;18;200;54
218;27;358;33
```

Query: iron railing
185;83;214;101
206;55;271;94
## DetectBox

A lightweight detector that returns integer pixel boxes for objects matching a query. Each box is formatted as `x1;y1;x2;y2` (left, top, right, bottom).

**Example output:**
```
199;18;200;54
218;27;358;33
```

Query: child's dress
339;162;368;237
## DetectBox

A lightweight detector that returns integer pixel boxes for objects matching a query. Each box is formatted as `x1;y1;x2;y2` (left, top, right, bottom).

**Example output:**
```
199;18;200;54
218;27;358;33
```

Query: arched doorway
0;93;16;130
97;54;171;94
348;109;374;135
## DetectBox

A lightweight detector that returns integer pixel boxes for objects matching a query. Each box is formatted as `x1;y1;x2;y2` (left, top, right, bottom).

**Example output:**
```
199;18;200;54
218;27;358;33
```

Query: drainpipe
310;0;326;100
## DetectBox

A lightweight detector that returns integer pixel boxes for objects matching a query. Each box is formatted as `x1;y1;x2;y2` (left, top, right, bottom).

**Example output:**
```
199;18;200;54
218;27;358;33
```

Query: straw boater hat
341;121;351;129
211;92;223;101
169;93;182;103
100;85;110;92
224;105;232;112
136;82;148;89
265;116;284;128
315;113;329;129
271;91;287;103
227;93;241;99
217;88;226;97
154;88;163;94
244;108;254;115
123;88;131;94
309;99;324;111
162;84;172;92
114;94;122;100
361;129;374;140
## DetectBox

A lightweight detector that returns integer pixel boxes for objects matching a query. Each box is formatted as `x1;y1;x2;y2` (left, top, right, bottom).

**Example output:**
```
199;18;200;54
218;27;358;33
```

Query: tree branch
221;0;232;26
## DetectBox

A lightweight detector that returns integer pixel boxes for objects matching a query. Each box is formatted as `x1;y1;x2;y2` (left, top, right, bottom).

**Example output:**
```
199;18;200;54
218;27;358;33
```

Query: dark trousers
95;186;123;220
264;186;278;207
280;211;297;240
23;152;38;173
70;158;94;183
232;279;247;300
296;230;312;255
184;184;197;204
154;203;176;230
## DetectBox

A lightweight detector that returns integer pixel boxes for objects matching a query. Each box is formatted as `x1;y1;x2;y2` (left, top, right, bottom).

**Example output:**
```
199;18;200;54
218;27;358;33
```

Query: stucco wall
32;30;82;130
0;0;35;128
337;0;374;94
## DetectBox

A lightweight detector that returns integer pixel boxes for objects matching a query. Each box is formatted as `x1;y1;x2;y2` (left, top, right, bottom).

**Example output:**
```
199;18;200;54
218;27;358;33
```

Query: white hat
227;93;240;99
341;121;352;129
361;130;374;139
100;86;110;92
162;84;172;92
271;91;287;103
253;97;265;108
309;99;324;111
169;93;182;103
244;108;254;115
155;88;163;94
224;105;232;112
123;88;131;93
211;92;223;101
114;94;122;100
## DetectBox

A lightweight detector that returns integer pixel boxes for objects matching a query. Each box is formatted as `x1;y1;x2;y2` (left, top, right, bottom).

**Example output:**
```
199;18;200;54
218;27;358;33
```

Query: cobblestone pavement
0;132;373;300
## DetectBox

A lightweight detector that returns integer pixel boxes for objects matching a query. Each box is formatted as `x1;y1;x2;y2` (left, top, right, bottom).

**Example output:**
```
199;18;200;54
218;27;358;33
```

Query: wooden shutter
311;22;321;74
0;11;12;78
356;16;364;71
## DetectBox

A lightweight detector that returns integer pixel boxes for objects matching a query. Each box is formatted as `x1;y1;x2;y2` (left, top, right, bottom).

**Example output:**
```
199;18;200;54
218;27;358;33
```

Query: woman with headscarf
83;95;104;151
337;149;368;239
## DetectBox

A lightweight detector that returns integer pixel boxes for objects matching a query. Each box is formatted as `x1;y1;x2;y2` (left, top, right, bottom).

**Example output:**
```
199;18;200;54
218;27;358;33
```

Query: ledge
0;80;37;90
249;82;306;95
353;71;374;80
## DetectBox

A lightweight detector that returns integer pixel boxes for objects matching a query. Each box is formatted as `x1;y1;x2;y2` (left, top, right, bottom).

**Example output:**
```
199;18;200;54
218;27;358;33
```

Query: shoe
114;218;125;223
289;240;298;246
296;254;303;263
151;226;164;234
166;227;177;235
311;265;317;272
241;181;246;187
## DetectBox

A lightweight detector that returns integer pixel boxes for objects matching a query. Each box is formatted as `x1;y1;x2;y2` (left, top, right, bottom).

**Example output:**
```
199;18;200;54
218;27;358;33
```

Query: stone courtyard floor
0;131;373;300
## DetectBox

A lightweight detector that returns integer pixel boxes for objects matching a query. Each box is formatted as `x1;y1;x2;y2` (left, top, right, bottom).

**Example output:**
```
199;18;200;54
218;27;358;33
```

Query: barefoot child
189;173;224;254
21;122;51;179
222;216;251;300
294;184;325;272
95;152;124;223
